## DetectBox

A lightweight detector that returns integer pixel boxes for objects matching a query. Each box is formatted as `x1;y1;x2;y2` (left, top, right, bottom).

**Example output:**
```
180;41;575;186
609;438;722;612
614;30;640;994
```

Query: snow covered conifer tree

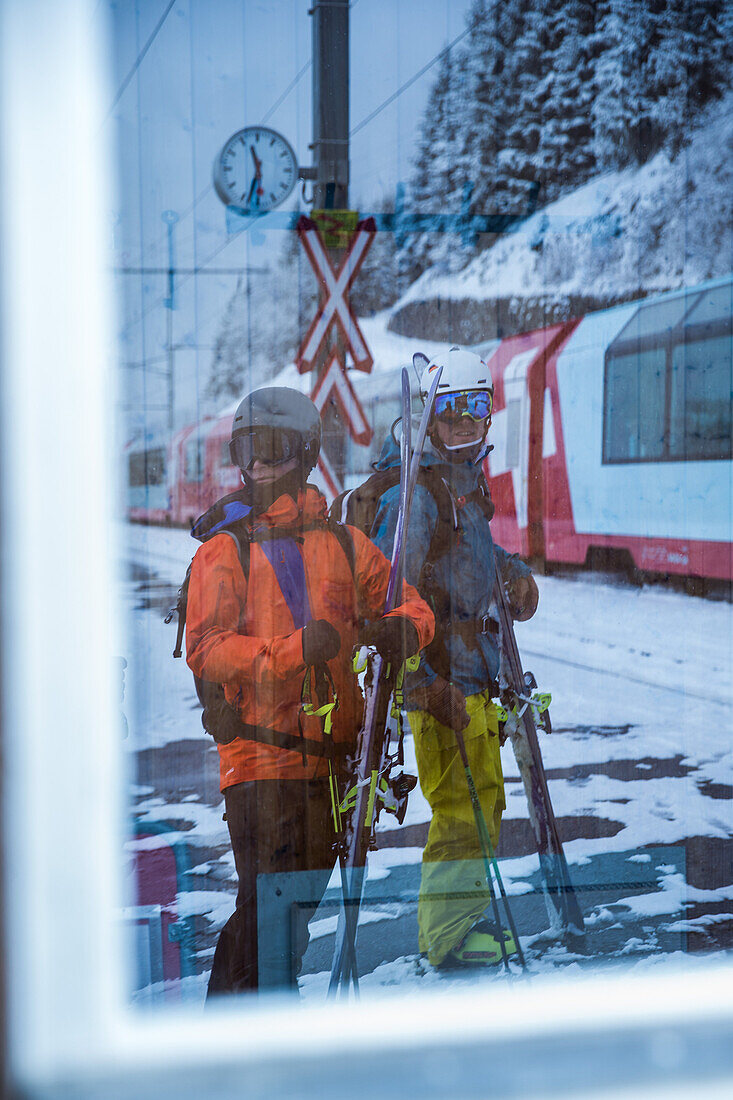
591;0;644;170
644;0;731;158
501;4;548;212
397;48;464;282
206;235;317;405
457;0;526;225
532;0;597;202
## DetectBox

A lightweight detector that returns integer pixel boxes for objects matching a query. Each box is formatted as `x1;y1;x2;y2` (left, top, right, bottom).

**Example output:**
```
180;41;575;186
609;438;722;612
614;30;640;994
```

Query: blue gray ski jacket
370;432;532;703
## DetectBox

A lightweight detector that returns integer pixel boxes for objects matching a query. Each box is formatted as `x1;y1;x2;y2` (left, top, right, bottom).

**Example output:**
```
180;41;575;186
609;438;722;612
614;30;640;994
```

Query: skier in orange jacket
186;387;434;996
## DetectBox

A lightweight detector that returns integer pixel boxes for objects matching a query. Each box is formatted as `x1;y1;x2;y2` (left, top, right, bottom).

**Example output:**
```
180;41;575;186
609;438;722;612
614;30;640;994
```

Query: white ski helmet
416;346;494;403
416;347;490;459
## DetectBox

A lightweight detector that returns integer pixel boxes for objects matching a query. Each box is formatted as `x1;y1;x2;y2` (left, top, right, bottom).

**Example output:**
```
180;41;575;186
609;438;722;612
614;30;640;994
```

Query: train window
612;294;692;346
184;436;205;482
504;399;521;468
682;282;733;329
129;447;166;488
341;369;422;489
128;452;146;489
603;347;666;462
604;281;733;465
669;334;733;461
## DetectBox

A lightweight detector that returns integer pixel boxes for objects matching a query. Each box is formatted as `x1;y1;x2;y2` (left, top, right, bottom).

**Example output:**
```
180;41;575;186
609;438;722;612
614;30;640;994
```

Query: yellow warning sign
311;209;359;250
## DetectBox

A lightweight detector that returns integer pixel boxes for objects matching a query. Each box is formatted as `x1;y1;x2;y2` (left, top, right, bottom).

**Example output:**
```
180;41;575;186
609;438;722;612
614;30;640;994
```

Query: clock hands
215;127;296;211
246;145;264;208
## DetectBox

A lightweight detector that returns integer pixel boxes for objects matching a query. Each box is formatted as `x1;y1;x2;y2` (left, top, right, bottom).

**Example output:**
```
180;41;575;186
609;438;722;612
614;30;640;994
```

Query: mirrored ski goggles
229;427;301;469
433;389;493;422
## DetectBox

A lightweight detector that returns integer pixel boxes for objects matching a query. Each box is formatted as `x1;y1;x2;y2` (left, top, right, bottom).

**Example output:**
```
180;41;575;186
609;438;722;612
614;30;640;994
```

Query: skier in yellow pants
369;348;539;968
408;690;506;966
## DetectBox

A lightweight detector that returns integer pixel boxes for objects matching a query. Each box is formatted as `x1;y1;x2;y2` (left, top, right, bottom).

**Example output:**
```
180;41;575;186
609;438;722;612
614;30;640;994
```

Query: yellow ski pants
408;690;505;966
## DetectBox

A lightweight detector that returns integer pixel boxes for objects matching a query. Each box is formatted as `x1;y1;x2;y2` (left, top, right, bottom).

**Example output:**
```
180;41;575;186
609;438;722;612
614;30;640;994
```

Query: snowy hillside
388;91;733;343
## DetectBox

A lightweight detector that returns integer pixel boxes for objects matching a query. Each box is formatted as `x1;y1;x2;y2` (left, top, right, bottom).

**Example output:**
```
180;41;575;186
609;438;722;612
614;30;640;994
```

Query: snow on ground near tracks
121;520;733;861
120;523;733;997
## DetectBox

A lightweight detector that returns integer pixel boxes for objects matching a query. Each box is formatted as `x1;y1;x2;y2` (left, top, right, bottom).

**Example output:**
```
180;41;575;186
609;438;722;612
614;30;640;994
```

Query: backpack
167;501;356;751
331;465;495;680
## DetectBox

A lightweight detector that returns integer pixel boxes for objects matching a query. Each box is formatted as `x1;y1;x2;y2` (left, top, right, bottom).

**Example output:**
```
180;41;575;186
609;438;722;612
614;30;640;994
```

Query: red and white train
127;274;733;583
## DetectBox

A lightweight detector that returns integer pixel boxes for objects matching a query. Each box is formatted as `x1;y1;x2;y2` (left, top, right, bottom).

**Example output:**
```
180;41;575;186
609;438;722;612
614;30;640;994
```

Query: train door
169;423;196;525
175;422;212;527
485;324;573;559
207;413;241;501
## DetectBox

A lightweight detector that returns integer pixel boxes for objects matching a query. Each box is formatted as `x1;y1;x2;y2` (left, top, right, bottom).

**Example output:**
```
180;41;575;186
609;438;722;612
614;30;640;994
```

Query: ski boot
447;920;516;966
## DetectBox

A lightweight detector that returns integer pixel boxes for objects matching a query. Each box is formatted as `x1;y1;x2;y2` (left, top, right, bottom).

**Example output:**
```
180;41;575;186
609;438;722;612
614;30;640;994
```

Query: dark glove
413;676;470;731
363;615;420;667
302;619;341;666
505;574;539;621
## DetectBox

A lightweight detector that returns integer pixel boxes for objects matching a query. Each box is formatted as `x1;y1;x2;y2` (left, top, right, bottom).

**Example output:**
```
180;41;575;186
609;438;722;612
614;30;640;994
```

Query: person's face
434;415;487;450
246;455;300;484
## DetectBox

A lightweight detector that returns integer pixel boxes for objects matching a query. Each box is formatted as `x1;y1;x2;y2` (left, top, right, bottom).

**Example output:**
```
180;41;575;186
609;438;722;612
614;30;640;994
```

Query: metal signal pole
307;0;354;490
311;0;349;210
162;209;179;434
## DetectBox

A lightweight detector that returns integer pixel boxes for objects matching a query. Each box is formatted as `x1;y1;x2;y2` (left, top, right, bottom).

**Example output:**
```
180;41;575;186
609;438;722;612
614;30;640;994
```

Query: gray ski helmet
230;386;321;472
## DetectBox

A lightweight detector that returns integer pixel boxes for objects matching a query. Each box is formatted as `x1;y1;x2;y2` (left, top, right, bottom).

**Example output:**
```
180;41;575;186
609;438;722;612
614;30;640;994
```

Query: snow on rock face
388;91;733;343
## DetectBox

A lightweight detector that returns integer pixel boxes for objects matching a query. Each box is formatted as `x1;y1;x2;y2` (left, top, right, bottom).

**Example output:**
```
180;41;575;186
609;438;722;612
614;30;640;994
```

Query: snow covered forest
207;0;733;403
397;0;733;281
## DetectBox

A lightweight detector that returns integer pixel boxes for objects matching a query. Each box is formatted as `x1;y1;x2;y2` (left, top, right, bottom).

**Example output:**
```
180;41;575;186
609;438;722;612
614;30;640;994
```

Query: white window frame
2;2;733;1096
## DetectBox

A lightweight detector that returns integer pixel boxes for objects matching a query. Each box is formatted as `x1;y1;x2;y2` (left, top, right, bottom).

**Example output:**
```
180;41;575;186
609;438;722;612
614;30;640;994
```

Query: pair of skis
328;366;443;996
328;368;584;995
493;580;585;939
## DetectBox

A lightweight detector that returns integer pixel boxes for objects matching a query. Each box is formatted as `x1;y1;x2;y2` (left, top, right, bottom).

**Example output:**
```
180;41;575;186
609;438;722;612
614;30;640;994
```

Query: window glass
13;0;733;1096
669;336;733;461
604;347;666;462
184;437;204;482
129;447;166;488
107;0;733;1034
612;295;691;347
683;283;733;329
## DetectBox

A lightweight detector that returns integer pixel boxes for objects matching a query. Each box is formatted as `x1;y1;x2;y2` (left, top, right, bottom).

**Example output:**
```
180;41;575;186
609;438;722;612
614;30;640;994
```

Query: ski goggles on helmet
433;389;493;423
229;427;301;469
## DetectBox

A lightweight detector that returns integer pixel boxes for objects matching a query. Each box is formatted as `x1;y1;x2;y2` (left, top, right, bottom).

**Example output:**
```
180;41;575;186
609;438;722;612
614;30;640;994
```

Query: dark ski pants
207;776;337;998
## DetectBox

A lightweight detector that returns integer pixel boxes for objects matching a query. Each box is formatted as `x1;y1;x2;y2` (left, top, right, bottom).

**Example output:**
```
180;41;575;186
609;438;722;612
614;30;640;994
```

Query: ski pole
453;723;526;971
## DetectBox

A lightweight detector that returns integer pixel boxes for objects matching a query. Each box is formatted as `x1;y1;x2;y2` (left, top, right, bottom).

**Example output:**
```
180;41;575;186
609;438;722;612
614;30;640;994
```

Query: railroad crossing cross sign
310;349;374;498
310;350;374;446
295;214;376;374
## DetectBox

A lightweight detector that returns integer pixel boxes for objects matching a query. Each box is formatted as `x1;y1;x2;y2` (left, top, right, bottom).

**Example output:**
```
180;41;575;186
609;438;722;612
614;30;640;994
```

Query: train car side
483;322;578;559
545;278;733;582
126;275;731;582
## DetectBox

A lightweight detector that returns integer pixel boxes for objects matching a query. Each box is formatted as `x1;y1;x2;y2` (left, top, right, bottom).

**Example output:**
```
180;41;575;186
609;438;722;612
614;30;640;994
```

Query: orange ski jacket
186;486;434;789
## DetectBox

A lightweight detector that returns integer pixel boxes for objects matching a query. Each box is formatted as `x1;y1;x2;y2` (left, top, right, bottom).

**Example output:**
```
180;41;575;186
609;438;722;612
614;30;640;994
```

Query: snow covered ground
120;521;733;1007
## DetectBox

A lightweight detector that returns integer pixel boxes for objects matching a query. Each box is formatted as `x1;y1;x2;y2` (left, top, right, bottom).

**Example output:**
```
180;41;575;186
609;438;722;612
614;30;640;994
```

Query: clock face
213;126;298;212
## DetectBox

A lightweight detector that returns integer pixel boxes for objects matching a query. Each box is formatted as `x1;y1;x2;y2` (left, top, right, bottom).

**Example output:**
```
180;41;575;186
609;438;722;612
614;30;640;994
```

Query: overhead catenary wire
349;23;472;138
119;44;311;338
129;48;310;266
106;0;178;119
119;8;467;341
261;60;312;125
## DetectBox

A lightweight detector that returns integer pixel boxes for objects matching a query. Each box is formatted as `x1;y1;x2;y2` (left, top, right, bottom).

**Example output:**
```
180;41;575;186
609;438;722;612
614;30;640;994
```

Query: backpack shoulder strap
218;526;251;580
327;515;356;581
333;468;402;533
171;525;251;659
416;466;460;573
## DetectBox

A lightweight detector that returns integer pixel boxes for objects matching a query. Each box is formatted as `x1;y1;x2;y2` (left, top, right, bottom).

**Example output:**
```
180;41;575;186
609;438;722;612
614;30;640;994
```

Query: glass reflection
113;0;733;1006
